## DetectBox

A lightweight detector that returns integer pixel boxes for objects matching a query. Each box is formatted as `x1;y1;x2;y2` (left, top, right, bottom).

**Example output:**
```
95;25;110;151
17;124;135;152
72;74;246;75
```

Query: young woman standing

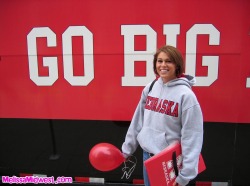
122;45;203;186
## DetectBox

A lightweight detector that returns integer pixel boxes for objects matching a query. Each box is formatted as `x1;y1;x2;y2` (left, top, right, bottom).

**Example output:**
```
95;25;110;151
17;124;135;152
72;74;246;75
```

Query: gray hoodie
122;75;203;186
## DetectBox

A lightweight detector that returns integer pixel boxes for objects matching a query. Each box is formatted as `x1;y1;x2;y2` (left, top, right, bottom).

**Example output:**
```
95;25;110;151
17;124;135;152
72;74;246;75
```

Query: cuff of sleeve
176;176;189;186
122;153;129;159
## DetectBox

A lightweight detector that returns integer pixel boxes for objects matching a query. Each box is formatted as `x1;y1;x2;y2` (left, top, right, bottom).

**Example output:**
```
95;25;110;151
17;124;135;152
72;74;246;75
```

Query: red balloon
89;143;125;171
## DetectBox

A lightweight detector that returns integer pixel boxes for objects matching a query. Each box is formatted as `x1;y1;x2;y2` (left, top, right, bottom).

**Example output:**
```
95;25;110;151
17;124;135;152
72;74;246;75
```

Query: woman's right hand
173;181;179;186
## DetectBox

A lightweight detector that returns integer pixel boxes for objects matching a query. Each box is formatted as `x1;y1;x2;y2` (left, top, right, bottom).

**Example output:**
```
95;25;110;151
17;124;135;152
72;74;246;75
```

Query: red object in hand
89;143;125;172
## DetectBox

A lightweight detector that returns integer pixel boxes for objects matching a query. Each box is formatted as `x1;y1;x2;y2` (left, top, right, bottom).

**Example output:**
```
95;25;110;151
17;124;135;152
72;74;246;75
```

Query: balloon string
121;155;137;179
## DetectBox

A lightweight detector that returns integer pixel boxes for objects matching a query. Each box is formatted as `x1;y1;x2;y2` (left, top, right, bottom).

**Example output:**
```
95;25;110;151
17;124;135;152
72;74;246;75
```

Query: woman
121;45;203;186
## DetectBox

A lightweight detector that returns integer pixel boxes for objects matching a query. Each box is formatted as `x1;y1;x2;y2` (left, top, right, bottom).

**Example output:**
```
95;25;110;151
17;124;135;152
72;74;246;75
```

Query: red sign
0;0;249;123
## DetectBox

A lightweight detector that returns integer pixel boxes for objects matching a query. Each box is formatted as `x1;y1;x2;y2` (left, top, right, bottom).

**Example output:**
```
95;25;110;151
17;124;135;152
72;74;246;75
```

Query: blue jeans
143;150;151;186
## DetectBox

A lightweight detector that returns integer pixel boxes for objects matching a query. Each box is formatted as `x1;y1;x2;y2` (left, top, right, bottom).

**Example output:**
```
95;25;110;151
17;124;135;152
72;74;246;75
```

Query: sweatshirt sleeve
176;101;203;186
121;85;149;157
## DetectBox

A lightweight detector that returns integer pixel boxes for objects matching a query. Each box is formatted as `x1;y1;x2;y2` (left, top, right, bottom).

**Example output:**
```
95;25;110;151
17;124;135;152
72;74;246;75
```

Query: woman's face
156;52;177;83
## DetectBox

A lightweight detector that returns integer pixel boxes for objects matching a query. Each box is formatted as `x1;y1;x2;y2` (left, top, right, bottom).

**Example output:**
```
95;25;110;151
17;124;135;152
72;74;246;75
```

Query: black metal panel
0;119;249;185
0;119;143;183
232;124;250;186
196;122;236;184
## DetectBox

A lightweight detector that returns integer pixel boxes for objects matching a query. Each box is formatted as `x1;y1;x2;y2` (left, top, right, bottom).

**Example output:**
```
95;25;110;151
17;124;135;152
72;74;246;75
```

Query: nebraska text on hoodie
122;75;203;186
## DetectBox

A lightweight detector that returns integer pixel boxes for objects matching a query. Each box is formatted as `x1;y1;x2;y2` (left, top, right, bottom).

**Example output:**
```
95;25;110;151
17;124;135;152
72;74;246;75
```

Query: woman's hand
173;181;179;186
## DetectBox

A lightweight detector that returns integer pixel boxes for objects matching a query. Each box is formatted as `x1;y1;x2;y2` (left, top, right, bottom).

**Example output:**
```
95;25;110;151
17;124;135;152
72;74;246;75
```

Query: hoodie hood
158;74;196;88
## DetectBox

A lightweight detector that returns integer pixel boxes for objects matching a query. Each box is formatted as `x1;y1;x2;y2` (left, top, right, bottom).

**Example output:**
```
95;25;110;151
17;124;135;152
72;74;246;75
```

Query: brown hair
153;45;185;77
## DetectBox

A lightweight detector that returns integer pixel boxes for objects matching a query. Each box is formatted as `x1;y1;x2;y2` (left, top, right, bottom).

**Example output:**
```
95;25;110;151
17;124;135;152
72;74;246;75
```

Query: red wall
0;0;249;123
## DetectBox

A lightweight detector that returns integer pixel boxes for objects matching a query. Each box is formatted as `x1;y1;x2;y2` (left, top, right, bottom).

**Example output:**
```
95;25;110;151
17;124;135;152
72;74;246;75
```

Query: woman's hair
153;45;185;77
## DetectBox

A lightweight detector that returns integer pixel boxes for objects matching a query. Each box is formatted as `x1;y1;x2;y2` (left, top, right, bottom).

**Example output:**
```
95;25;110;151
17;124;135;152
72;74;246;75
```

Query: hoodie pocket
137;126;169;154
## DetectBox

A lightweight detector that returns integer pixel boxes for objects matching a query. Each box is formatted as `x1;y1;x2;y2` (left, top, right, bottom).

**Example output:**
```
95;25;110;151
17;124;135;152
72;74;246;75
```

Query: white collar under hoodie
122;75;203;186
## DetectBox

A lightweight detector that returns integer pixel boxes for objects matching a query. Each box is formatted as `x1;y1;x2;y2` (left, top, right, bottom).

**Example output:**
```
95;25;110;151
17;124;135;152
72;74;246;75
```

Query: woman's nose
161;62;167;66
